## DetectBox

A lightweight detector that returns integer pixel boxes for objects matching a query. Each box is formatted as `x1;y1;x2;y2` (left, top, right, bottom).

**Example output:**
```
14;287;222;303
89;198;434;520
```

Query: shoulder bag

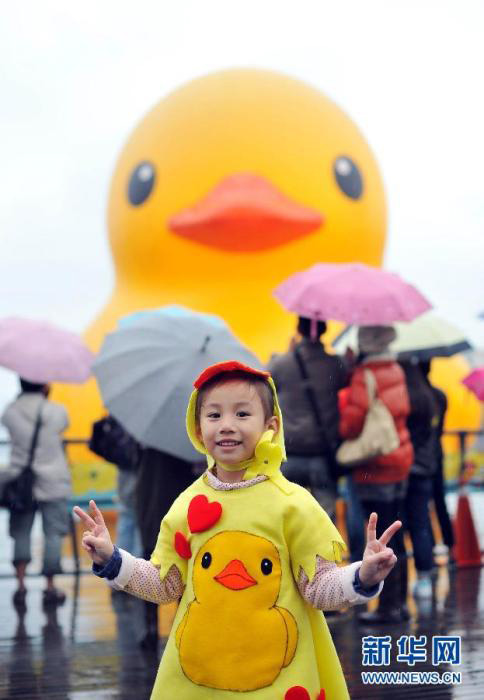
336;369;399;468
1;402;43;513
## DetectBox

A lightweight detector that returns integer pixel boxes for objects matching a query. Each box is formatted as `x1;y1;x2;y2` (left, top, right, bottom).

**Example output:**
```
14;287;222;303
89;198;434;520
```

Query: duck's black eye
128;161;156;206
261;558;273;575
333;156;363;200
201;552;212;569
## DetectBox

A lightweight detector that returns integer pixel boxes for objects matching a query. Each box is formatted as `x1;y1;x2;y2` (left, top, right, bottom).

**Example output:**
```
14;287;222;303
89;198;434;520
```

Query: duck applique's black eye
261;558;273;575
333;156;363;200
201;552;212;569
128;161;156;206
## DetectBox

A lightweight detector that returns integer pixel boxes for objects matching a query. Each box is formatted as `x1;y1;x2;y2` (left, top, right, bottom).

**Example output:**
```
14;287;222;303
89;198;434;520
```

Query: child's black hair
195;370;274;423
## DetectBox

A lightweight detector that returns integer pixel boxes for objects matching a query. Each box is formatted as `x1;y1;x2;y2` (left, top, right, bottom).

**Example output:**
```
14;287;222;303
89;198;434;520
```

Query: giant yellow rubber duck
55;68;388;458
176;530;297;691
103;68;386;357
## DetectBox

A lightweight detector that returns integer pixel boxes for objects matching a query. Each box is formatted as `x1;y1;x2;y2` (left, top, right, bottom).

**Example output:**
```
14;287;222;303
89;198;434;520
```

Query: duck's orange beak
214;558;257;590
168;173;323;252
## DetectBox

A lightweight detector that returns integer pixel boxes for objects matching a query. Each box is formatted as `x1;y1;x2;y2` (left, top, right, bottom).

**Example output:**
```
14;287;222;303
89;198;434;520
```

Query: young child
74;361;401;700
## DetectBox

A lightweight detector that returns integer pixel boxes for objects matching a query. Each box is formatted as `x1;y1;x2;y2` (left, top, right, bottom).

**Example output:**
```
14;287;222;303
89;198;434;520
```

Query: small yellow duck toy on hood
148;361;350;699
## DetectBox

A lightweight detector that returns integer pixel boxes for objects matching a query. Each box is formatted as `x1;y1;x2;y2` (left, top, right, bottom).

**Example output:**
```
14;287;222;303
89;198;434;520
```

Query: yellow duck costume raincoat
149;361;350;700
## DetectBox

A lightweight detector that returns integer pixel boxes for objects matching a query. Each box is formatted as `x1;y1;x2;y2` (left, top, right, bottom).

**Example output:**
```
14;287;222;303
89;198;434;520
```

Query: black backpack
89;415;141;471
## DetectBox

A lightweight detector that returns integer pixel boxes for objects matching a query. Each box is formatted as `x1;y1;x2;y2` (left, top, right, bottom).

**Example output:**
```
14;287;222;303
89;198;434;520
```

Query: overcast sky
0;0;482;401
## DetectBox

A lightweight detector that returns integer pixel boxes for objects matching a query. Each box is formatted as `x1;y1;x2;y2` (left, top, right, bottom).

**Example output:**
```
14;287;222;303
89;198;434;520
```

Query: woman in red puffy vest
339;325;413;624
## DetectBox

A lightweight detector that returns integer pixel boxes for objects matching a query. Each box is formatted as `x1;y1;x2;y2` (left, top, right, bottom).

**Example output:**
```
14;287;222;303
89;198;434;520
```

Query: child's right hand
73;499;114;566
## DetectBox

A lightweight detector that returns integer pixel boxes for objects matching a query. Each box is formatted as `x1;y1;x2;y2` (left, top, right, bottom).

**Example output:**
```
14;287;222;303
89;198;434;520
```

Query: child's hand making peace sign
358;512;402;588
73;500;114;566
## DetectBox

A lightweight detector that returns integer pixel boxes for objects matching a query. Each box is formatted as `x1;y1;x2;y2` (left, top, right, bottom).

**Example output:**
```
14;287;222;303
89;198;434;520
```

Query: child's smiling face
197;380;278;466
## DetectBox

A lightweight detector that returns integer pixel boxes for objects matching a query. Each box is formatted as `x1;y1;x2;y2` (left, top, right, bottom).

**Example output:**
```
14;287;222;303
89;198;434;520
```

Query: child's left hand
358;512;401;588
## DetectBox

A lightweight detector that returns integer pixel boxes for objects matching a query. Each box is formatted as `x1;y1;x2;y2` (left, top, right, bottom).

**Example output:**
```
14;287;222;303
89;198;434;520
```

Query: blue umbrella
118;304;226;329
93;306;262;460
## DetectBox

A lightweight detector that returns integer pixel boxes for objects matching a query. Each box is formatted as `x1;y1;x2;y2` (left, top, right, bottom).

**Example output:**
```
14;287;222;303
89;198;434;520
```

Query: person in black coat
401;359;447;599
421;362;453;553
268;316;348;520
135;448;195;649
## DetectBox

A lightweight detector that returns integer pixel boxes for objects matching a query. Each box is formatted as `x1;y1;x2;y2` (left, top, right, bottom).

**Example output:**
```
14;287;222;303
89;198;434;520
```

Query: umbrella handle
200;335;211;352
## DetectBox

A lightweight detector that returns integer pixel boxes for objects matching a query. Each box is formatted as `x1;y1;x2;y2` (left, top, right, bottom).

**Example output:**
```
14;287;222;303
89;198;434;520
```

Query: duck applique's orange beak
214;559;258;590
168;173;324;252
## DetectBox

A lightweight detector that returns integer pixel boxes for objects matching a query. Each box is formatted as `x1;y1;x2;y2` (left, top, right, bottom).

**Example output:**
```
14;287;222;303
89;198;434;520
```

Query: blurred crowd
270;317;452;625
0;314;455;641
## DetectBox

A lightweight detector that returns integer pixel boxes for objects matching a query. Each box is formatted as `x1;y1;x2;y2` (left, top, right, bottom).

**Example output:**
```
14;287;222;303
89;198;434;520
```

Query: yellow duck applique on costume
176;530;298;691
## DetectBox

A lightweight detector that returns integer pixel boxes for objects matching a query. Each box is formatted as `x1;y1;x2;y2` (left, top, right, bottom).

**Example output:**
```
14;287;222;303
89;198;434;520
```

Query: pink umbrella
462;368;484;401
0;317;94;384
274;263;432;324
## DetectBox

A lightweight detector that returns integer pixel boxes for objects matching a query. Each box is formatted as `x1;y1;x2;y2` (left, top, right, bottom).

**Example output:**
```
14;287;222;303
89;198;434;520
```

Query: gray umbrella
92;308;262;461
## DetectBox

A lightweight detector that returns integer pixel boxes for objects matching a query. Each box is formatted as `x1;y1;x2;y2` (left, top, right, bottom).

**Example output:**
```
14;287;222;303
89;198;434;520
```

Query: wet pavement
0;510;483;698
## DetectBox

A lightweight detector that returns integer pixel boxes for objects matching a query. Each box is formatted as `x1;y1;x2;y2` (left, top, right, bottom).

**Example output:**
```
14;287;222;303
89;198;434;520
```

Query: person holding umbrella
339;326;413;623
0;317;93;608
401;359;452;594
273;262;434;623
1;378;71;607
268;315;348;520
333;310;470;577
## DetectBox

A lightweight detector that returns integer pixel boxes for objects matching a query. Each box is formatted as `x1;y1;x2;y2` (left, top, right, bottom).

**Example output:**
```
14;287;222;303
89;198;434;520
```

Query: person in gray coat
268;316;348;519
1;378;71;607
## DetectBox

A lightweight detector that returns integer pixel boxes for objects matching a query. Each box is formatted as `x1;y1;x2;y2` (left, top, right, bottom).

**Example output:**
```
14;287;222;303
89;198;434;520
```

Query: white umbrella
332;312;471;361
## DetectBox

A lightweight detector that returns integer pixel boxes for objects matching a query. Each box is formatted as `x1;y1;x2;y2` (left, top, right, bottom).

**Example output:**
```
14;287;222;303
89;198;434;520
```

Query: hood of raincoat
185;361;290;491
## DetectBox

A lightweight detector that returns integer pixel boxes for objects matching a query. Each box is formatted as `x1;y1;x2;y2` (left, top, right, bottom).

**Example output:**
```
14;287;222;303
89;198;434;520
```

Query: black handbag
1;403;43;513
89;415;141;471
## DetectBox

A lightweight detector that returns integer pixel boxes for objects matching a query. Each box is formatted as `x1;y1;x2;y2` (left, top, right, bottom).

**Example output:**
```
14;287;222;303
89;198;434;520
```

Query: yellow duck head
102;67;387;358
192;531;282;608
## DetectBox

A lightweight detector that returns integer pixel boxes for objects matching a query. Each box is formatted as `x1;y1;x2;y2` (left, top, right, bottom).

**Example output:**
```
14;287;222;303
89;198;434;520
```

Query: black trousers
432;462;454;549
135;448;195;636
136;448;195;556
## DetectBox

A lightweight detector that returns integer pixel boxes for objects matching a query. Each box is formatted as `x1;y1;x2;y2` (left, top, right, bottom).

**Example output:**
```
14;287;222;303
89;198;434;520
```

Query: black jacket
401;362;444;477
268;339;348;457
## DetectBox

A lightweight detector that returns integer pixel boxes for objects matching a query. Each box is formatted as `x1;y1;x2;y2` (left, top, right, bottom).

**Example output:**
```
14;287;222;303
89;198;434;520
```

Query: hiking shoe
42;588;66;606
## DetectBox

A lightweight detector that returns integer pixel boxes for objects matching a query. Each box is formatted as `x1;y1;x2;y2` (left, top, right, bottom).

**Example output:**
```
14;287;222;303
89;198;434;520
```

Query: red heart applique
285;687;310;700
317;690;326;700
174;531;192;559
187;494;222;533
